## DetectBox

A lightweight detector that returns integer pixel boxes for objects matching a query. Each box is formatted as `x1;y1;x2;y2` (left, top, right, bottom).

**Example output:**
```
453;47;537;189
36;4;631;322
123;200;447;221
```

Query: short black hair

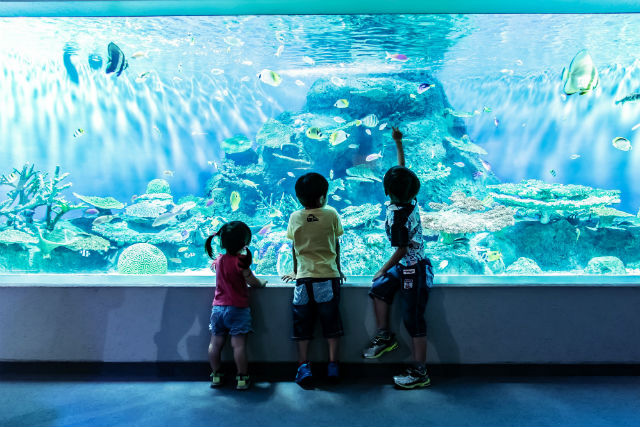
205;221;253;267
383;166;421;203
295;172;329;208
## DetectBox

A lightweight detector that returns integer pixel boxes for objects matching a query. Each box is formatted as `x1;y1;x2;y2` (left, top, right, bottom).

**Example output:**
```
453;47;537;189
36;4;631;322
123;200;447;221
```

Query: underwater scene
1;14;640;276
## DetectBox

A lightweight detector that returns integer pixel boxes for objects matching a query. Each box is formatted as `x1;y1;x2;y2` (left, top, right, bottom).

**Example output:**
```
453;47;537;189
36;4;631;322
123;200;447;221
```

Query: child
362;126;434;389
206;221;267;390
281;172;345;387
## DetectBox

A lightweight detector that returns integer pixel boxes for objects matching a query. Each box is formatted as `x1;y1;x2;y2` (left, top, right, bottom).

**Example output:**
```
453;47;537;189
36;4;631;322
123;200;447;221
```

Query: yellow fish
334;99;349;108
230;191;241;212
306;127;323;140
486;250;503;262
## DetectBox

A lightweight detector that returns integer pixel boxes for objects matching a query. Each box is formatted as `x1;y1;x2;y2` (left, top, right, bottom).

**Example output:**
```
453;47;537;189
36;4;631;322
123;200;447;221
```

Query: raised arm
392;126;405;167
243;269;267;287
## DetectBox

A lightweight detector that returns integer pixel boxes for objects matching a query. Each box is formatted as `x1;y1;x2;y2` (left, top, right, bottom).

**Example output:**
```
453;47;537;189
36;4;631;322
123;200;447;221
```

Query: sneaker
393;367;431;389
210;371;224;388
362;332;399;359
236;374;251;390
295;362;313;387
327;361;340;383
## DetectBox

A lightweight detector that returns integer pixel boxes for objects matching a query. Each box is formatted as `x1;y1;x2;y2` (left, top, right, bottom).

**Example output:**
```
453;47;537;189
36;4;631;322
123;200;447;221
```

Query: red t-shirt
212;254;249;308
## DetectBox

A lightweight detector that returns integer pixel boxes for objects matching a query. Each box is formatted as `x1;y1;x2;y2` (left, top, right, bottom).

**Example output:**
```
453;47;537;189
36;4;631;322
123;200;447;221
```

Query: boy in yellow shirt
282;172;344;387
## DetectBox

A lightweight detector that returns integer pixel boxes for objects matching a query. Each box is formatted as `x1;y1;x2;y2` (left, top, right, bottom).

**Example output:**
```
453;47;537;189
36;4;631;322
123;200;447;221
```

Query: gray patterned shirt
385;200;426;266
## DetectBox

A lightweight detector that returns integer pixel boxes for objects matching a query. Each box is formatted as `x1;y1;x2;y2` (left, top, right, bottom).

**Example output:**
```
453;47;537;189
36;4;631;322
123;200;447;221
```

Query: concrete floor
1;376;640;427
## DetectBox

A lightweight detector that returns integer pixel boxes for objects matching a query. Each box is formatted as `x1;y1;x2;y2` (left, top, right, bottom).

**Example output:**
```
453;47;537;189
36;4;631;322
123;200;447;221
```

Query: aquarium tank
1;14;639;276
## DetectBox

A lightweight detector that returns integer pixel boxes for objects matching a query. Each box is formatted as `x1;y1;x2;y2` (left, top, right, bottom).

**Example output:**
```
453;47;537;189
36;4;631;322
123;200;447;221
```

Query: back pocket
293;284;309;305
312;280;334;303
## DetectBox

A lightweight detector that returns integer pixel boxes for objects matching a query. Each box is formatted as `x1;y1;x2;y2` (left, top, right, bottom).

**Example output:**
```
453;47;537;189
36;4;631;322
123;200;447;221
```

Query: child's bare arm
392;126;405;167
373;246;408;280
336;240;346;283
243;269;267;287
281;243;297;282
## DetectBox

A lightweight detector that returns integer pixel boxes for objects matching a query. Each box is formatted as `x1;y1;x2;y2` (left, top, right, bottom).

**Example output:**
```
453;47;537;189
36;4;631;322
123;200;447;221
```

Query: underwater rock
117;243;168;274
585;256;625;275
505;257;543;275
340;203;383;229
146;179;171;195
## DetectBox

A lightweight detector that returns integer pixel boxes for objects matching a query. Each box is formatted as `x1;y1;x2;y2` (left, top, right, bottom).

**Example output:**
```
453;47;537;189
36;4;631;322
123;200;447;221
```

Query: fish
329;170;334;180
417;83;435;94
210;68;225;75
295;80;305;86
131;195;139;203
287;172;295;177
181;230;190;238
333;116;347;124
223;36;244;47
191;131;207;136
365;129;372;136
334;99;349;109
88;53;103;70
473;171;484;179
362;114;379;128
277;178;286;185
615;93;640;105
562;49;599;96
184;252;195;258
453;162;465;167
163;170;174;176
550;169;557;177
354;119;362;126
516;59;523;65
612;137;632;151
576;228;581;241
84;208;99;215
241;179;259;189
302;56;315;65
480;159;492;171
275;30;286;43
135;72;151;83
230;191;241;212
105;42;128;77
178;247;189;253
268;208;283;218
444;108;480;118
241;60;253;66
486;251;503;262
173;77;183;82
494;118;500;127
570;154;581;160
306;127;324;140
258;223;275;236
483;106;492;113
386;52;408;62
206;199;214;207
169;258;182;264
632;123;640;131
258;69;282;87
431;149;435;159
365;152;383;162
500;69;514;75
275;45;284;57
409;94;417;99
331;76;346;87
152;203;196;227
379;123;387;130
345;199;352;204
92;215;115;226
331;194;342;201
131;51;146;58
73;128;85;138
152;126;161;135
439;260;448;269
346;164;381;182
329;130;349;146
348;144;358;149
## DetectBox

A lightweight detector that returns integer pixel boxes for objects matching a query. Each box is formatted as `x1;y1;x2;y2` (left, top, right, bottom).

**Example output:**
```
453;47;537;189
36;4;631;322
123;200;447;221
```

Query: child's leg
208;335;226;372
230;334;248;375
327;337;339;363
297;340;310;364
373;297;391;331
412;336;427;365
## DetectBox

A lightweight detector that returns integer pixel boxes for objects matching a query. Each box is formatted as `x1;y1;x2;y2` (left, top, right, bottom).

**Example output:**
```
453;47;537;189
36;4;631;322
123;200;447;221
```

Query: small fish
354;119;362;126
612;137;632;151
92;215;115;226
191;131;207;136
333;116;347;124
277;178;286;185
431;149;435;159
417;83;434;94
516;59;523;65
184;252;195;258
177;63;183;73
473;171;484;179
633;123;640;131
135;71;151;83
295;80;305;86
131;51;146;58
230;191;241;212
241;60;253;66
576;228;581;241
483;106;492;113
287;172;295;178
258;69;282;87
329;130;349;145
81;250;90;257
223;36;244;47
173;76;183;82
258;223;275;236
241;179;259;189
494;118;500;127
486;250;503;262
302;56;315;65
550;169;557;177
386;52;408;62
366;152;383;162
169;257;182;264
131;195;139;203
73;128;85;138
439;260;448;269
345;199;352;204
348;144;358;149
500;69;514;75
181;230;190;238
275;30;286;43
275;45;284;57
331;76;345;87
210;68;225;75
178;247;189;253
453;162;465;167
480;159;492;171
365;129;372;136
163;170;174;176
409;94;417;99
334;99;349;108
615;93;640;105
362;114;379;128
152;126;161;135
329;169;334;180
331;194;342;201
306;127;324;140
570;154;581;160
85;208;99;215
379;123;387;130
268;208;283;218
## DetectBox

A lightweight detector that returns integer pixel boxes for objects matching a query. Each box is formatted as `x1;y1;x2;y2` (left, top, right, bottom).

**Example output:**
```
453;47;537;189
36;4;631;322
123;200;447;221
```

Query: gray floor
2;376;640;427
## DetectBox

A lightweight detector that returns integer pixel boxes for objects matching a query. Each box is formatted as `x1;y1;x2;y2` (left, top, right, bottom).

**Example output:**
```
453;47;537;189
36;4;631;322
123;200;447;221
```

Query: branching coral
340;203;383;229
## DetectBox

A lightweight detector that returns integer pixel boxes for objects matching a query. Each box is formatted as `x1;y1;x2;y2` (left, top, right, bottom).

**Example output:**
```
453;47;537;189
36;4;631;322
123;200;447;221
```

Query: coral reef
146;179;171;195
585;256;625;274
117;243;168;274
505;257;543;275
340;203;382;229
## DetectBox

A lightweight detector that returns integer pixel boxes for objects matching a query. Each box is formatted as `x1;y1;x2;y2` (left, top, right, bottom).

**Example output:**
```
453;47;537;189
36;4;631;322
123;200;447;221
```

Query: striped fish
106;42;128;77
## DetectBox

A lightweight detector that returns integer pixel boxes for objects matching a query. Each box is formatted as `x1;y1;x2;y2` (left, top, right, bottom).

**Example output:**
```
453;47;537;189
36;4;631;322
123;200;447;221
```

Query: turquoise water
1;14;639;275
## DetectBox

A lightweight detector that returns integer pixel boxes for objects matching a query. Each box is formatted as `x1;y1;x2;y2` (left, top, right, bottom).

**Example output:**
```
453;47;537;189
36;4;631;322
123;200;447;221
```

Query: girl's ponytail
204;234;216;259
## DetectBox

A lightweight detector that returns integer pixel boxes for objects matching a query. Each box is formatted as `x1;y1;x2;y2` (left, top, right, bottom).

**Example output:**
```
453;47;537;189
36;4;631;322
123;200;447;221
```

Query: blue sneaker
295;362;313;387
327;362;340;383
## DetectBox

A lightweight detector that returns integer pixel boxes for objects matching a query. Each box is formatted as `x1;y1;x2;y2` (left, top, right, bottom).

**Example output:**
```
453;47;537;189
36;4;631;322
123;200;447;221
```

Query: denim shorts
209;305;253;336
369;258;433;337
292;277;343;341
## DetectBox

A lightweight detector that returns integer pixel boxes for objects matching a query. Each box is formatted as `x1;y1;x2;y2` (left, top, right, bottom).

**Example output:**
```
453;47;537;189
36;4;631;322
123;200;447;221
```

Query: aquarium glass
1;14;639;276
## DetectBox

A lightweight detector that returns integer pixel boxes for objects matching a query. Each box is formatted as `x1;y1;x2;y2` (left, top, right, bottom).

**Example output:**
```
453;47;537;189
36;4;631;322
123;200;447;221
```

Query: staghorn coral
117;243;168;274
421;191;515;243
73;193;125;210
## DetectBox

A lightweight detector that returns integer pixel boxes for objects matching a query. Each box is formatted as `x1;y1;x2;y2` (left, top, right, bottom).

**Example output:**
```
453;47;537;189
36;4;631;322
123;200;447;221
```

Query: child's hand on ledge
281;274;296;283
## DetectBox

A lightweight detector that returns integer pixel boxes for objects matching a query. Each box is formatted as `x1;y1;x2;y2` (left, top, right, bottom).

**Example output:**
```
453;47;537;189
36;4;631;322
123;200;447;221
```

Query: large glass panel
0;15;638;276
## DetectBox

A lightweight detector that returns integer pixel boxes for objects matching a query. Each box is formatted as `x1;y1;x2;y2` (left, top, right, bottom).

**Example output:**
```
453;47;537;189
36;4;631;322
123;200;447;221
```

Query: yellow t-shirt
286;206;344;279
